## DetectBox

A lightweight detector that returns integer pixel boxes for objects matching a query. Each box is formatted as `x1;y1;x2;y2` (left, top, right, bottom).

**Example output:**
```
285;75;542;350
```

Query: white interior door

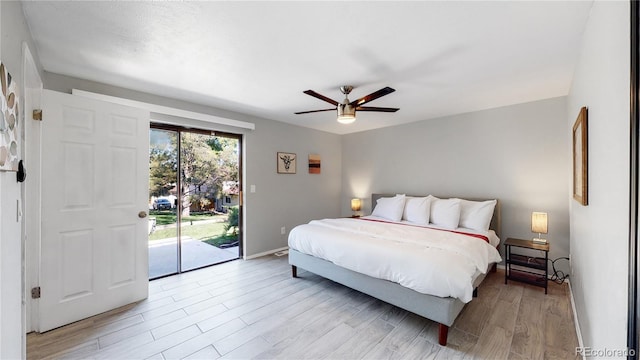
39;90;150;332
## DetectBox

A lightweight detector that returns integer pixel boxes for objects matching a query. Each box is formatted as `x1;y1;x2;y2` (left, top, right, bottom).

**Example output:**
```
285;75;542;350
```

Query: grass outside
148;220;237;247
149;210;224;225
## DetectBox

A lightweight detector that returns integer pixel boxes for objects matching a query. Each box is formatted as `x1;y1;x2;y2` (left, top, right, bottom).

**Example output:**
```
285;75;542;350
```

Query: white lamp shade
351;198;362;211
531;212;548;234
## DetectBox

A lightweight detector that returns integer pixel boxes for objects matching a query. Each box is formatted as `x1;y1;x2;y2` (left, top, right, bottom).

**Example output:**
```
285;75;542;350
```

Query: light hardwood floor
27;255;580;359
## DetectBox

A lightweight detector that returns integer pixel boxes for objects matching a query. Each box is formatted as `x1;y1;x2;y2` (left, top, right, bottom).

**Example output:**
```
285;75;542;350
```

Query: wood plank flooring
27;255;580;359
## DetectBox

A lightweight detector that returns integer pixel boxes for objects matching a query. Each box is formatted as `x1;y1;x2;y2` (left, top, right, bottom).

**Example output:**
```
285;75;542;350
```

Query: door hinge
32;109;42;121
31;286;41;299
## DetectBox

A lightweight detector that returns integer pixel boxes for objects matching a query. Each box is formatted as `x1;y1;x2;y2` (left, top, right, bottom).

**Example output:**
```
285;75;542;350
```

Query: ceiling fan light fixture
337;114;356;124
337;103;356;124
295;85;397;124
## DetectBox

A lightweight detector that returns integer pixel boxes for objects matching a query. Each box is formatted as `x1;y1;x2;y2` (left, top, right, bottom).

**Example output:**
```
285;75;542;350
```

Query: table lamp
351;198;361;217
531;212;548;244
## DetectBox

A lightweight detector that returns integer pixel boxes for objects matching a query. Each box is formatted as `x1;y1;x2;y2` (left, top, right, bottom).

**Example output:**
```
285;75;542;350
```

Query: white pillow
458;199;497;231
402;196;431;224
372;194;406;222
429;197;461;229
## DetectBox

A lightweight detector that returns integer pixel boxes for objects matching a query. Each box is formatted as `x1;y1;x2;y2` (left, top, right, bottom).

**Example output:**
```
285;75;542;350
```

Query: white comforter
288;217;502;303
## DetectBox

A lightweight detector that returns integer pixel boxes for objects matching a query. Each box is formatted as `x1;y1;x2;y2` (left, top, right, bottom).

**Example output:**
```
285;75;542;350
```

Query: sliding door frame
629;1;639;358
150;123;243;277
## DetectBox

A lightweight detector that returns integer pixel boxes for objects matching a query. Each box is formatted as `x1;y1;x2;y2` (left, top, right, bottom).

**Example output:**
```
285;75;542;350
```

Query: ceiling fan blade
294;108;336;115
356;106;400;112
303;90;339;106
350;87;396;107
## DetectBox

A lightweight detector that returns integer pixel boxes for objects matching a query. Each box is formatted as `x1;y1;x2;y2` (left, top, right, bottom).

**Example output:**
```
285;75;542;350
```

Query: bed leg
438;324;449;346
473;287;478;298
291;265;297;278
491;263;497;273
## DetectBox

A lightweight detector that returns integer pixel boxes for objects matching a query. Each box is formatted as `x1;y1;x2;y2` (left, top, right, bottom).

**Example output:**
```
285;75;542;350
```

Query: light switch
250;185;256;193
17;199;22;222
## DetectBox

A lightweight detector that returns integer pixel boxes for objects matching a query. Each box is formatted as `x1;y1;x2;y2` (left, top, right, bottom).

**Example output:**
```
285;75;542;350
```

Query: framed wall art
277;152;296;174
0;63;19;172
572;106;588;205
308;154;321;174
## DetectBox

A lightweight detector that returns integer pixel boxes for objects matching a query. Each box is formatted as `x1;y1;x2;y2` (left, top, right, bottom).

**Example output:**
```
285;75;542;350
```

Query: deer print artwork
277;152;296;174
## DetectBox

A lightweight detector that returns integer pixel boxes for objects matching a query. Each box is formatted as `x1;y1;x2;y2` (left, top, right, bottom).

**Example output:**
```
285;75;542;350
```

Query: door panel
60;229;93;300
109;225;137;287
39;90;150;332
62;143;94;208
110;148;137;206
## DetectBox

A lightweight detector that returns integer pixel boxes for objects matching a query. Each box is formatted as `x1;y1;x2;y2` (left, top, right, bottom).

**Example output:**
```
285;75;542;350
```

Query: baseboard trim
244;246;289;260
568;279;585;360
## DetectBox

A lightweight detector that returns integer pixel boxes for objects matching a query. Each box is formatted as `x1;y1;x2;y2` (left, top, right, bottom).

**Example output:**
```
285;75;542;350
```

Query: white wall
567;1;629;350
44;72;342;258
243;119;342;257
0;1;43;358
341;97;570;272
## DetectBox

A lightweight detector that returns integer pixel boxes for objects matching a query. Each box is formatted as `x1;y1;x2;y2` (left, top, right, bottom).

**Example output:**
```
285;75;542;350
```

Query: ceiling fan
295;85;399;124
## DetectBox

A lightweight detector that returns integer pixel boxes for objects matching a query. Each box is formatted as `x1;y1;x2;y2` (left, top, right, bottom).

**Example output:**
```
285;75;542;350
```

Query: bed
288;193;502;346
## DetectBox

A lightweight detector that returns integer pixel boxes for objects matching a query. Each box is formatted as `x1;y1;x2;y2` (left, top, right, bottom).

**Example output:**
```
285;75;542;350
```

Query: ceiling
21;1;593;135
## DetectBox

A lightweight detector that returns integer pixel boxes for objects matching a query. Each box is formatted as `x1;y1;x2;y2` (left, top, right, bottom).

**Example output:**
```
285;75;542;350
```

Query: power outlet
281;226;286;235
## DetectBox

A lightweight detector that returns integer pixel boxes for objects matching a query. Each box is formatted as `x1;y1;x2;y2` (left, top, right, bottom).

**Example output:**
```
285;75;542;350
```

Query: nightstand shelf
507;254;547;270
504;238;549;294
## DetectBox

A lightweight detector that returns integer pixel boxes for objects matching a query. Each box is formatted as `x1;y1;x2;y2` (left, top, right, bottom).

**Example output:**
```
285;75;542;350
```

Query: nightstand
504;237;549;294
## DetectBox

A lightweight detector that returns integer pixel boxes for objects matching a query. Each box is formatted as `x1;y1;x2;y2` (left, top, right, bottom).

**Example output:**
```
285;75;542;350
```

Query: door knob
138;211;148;218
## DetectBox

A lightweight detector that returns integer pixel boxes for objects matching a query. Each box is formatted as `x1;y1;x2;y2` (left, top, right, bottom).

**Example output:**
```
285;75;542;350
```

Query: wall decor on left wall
277;152;296;174
0;62;19;171
572;106;588;205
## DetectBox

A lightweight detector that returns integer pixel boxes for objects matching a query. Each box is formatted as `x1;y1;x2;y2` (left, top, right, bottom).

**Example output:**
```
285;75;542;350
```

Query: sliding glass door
148;125;242;279
148;128;179;278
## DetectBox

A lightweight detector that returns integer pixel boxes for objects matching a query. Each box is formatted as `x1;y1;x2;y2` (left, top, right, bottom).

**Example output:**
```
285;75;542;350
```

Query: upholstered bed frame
289;194;501;346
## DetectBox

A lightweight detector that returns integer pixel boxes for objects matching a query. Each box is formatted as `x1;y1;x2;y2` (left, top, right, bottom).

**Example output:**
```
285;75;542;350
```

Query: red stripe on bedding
357;217;490;243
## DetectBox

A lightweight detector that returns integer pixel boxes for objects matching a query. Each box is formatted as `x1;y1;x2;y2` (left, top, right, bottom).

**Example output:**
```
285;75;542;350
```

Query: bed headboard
371;193;501;238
